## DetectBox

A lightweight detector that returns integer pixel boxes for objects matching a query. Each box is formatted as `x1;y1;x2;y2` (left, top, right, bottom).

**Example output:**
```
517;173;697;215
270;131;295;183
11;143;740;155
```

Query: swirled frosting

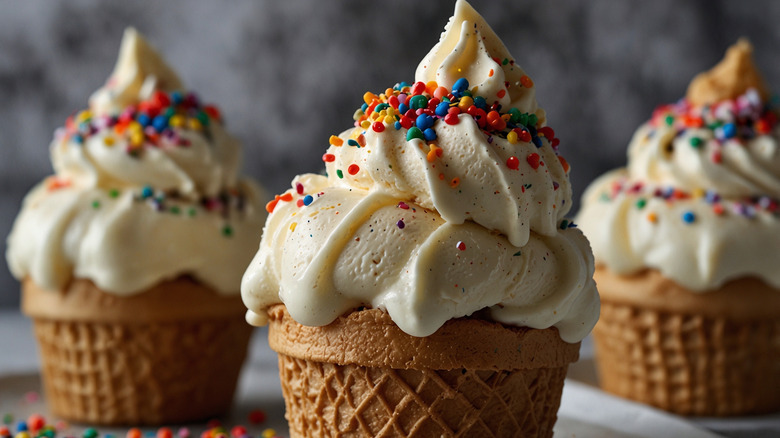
6;28;266;295
577;40;780;291
242;0;599;343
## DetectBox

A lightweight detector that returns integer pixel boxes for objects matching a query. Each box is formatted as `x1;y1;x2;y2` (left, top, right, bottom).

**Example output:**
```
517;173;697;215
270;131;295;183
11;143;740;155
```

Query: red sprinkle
127;429;142;438
230;426;247;438
296;182;304;194
444;113;460;125
322;153;336;162
517;129;532;143
372;121;385;132
411;81;426;96
456;241;466;251
248;410;267;424
157;428;174;438
348;164;360;175
506;156;520;170
527;153;541;170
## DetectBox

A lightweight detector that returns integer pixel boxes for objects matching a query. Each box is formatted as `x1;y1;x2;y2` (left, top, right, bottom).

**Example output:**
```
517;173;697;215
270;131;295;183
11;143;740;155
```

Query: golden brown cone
686;38;770;106
267;304;579;370
23;278;253;425
593;267;780;416
268;304;579;437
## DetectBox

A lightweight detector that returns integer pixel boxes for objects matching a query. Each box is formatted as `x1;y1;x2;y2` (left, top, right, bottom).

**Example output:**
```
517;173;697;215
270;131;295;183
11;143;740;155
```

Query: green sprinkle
600;193;611;202
559;219;569;230
502;58;509;65
83;428;98;438
3;414;13;424
513;250;522;257
665;115;674;126
690;137;703;148
169;206;181;215
91;200;100;209
188;208;197;217
108;189;120;198
336;169;344;179
222;225;233;237
528;114;538;127
636;199;647;209
409;95;428;110
196;111;210;127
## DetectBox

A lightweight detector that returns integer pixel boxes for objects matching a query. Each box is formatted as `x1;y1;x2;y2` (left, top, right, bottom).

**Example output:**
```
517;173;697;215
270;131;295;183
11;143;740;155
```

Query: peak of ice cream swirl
577;39;780;291
6;28;266;295
241;0;599;343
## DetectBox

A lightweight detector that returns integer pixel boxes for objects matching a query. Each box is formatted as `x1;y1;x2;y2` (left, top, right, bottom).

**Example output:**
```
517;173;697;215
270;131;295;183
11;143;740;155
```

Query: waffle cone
22;277;254;426
593;267;780;416
267;304;580;437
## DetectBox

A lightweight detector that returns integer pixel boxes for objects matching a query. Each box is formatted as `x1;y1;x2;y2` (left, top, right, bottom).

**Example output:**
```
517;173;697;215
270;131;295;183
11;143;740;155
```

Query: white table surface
1;309;778;438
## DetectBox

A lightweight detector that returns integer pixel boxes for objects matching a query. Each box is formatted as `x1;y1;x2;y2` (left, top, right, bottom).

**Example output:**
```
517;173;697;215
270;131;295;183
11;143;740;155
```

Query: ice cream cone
267;304;579;437
592;268;780;416
23;278;254;425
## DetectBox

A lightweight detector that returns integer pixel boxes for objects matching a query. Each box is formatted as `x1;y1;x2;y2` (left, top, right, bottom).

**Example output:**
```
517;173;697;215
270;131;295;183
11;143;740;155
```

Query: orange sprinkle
438;173;445;180
265;198;279;213
425;81;438;95
520;75;534;88
280;193;293;202
427;144;443;162
450;177;461;188
363;92;378;105
647;212;658;223
496;89;506;99
558;156;570;173
329;135;343;146
488;69;494;77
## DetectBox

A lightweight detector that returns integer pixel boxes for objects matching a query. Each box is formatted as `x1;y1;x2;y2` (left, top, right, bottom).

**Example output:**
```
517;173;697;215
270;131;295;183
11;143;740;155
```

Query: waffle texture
267;304;580;437
23;278;253;425
593;268;780;416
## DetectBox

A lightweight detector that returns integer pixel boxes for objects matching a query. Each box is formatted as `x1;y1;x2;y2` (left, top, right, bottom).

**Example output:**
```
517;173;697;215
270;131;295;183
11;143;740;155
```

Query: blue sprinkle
705;190;720;204
361;103;369;112
170;91;183;105
152;115;169;132
532;136;542;148
141;186;154;199
723;123;737;139
398;103;409;114
473;96;488;110
347;139;359;147
16;422;27;432
416;114;435;130
453;78;469;92
394;121;402;130
682;211;696;224
72;134;84;144
423;128;437;141
435;102;450;117
303;195;313;206
137;113;151;127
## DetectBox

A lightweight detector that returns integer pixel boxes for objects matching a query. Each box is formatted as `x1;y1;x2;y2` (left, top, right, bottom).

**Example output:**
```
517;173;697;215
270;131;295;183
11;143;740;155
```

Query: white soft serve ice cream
242;0;599;342
577;39;780;291
6;28;266;295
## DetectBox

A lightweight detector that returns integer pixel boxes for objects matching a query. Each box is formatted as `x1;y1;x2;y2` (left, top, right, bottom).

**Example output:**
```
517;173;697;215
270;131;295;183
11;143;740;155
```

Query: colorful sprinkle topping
60;91;222;157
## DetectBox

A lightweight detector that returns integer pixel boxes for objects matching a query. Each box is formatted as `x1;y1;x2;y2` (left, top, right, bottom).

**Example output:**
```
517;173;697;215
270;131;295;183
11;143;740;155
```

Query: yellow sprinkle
384;88;394;97
188;118;203;131
363;92;378;105
458;96;474;111
103;136;115;147
76;110;92;123
329;135;344;146
169;115;185;128
360;120;371;129
692;188;705;198
128;121;142;133
289;222;297;232
130;131;144;147
261;430;276;438
427;144;442;162
15;432;31;438
384;115;395;124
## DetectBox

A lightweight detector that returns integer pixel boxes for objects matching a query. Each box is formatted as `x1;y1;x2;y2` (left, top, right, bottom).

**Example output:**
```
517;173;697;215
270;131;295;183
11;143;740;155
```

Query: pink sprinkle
398;202;410;210
24;391;39;403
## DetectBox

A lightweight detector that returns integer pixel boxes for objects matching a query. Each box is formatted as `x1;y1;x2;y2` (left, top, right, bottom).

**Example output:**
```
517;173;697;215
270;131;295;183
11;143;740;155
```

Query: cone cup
593;267;780;416
267;304;580;437
22;277;254;426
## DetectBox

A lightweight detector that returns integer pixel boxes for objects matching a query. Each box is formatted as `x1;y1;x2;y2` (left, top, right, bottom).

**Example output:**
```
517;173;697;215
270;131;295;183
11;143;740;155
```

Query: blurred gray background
1;0;779;308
